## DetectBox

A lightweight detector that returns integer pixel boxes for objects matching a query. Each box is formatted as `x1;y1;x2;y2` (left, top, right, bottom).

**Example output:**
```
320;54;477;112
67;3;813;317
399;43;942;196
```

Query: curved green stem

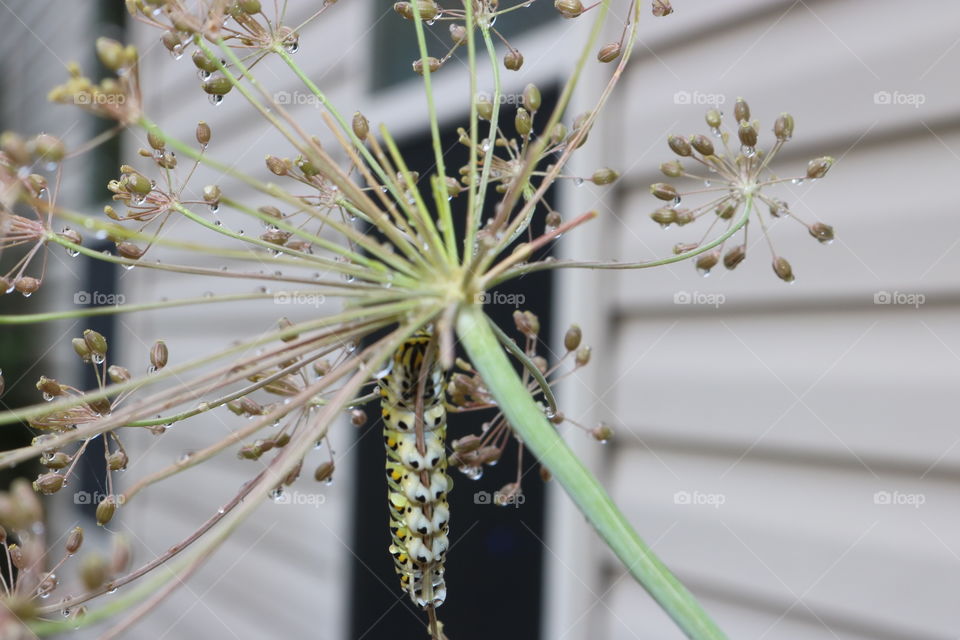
489;194;753;286
456;304;727;640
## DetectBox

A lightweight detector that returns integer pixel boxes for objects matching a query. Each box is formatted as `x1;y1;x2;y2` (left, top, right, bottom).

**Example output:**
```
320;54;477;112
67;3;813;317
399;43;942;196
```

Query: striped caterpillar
379;331;451;612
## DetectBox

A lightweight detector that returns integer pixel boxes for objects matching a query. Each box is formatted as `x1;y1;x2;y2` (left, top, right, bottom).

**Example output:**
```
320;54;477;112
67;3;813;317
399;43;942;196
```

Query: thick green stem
455;304;727;640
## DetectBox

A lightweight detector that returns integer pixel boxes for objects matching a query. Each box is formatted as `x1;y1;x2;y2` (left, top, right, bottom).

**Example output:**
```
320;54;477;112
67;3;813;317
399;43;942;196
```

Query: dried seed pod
150;340;168;371
96;37;126;72
723;245;746;270
733;97;751;123
265;155;288;176
650;183;679;201
80;553;108;590
539;465;552;482
449;24;467;45
689;134;715;156
350;409;367;427
773;256;795;282
515;108;532;136
806;156;834;179
196;121;211;145
96;496;117;526
66;526;84;554
564;325;582;351
83;330;107;357
452;434;483;453
36;376;63;397
513;310;540;337
107;451;128;471
554;0;584;18
314;461;335;483
476;95;493;121
774;113;794;141
808;222;834;243
412;57;441;75
42;452;71;469
652;0;673;16
352;112;369;140
696;250;720;274
705;109;722;129
523;83;541;112
717;200;738;220
591;422;614;442
668;135;692;157
592;168;619;185
202;77;233;96
674;208;695;225
660;160;683;178
32;473;64;495
146;130;165;151
116;242;144;260
650;208;676;226
504;50;524;71
575;345;591;367
737;121;757;148
72;338;92;362
597;42;622;63
495;482;522;506
107;365;131;383
14;277;40;295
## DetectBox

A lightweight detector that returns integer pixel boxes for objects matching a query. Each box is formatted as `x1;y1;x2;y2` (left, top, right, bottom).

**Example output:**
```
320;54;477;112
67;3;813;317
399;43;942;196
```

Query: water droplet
573;177;584;187
268;487;285;502
374;360;393;380
209;204;220;214
697;265;713;278
122;264;135;271
209;94;223;106
791;178;805;186
703;179;712;187
197;70;211;81
670;196;682;209
178;451;194;464
459;465;483;480
203;291;214;298
42;392;53;402
92;354;105;365
740;145;756;158
710;126;722;138
169;44;184;60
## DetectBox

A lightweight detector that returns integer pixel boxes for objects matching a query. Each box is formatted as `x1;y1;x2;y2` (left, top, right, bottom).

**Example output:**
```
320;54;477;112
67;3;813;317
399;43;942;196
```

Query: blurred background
1;1;959;638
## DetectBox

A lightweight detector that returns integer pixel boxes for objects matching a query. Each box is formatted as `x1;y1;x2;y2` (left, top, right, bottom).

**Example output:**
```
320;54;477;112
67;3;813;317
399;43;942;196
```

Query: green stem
456;304;727;640
490;194;753;286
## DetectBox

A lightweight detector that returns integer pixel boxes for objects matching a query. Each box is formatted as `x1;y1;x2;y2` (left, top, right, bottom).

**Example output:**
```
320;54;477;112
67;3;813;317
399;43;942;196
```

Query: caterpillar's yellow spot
380;332;449;609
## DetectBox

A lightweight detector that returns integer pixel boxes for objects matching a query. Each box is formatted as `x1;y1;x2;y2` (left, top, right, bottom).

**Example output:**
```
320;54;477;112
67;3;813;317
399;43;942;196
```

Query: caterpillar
379;331;451;611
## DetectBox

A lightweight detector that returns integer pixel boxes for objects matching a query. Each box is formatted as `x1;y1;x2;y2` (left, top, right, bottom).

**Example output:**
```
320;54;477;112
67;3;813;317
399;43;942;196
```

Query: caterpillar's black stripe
379;332;450;609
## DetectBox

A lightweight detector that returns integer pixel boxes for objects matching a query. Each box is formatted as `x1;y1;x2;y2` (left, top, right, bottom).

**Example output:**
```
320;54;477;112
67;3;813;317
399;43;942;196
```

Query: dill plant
0;1;836;638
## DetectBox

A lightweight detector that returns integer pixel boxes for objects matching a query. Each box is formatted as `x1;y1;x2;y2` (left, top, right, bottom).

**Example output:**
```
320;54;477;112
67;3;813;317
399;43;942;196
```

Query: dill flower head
650;97;835;282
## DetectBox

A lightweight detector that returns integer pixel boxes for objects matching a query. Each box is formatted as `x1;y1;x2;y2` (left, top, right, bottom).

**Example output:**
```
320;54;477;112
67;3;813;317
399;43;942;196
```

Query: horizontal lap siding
569;1;960;639
115;5;369;637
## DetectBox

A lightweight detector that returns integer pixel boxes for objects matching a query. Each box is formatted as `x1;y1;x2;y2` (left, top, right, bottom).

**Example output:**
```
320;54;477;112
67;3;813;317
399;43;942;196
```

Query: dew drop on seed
670;196;682;208
209;94;223;106
697;265;713;278
740;145;756;158
710;126;722;138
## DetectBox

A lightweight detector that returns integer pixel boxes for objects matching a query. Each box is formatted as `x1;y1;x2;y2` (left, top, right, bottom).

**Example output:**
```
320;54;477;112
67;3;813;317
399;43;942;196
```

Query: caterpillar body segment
380;332;451;609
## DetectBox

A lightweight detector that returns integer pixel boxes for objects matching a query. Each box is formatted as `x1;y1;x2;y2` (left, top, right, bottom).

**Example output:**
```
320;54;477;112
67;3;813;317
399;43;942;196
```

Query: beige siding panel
605;448;960;638
607;306;960;467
